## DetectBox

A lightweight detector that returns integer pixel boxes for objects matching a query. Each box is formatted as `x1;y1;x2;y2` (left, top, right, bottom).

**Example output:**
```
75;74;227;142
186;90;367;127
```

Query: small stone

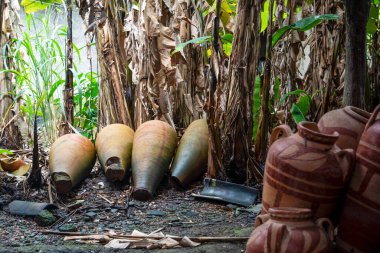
59;224;78;232
111;208;118;213
147;210;167;217
226;204;238;210
85;211;97;218
35;210;56;227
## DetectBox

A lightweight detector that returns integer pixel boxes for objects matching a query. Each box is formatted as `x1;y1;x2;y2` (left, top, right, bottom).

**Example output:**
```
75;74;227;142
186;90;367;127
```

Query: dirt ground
0;162;260;252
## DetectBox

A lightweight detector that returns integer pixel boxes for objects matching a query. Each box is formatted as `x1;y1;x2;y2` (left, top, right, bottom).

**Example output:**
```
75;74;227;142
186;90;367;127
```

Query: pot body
318;106;370;151
246;208;334;253
262;122;354;222
95;124;134;181
132;120;177;201
49;134;96;194
337;105;380;253
171;119;208;187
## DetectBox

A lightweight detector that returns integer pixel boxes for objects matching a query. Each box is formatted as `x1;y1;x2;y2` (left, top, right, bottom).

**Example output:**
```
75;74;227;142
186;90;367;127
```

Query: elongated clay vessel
171;119;208;187
318;106;371;151
246;208;334;253
337;105;380;253
262;122;355;222
132;120;177;201
95;124;134;181
49;134;96;194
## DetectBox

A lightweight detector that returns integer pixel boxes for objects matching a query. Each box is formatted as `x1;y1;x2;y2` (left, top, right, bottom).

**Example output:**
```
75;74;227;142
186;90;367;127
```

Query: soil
0;162;259;253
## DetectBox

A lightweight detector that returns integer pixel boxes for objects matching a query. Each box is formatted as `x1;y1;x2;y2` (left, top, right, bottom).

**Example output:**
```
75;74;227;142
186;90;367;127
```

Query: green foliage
252;76;261;140
173;36;211;54
21;0;62;14
367;3;379;35
272;14;339;46
278;90;312;124
0;149;14;155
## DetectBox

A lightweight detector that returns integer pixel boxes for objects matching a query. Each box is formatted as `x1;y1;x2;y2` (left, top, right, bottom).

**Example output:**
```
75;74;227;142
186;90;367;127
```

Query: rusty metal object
171;119;208;188
95;124;134;181
49;134;96;194
132;120;177;201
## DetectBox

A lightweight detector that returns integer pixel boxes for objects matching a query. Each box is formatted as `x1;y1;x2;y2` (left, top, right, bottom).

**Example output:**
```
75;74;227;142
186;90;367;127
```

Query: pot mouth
343;106;371;124
297;121;339;145
269;207;312;220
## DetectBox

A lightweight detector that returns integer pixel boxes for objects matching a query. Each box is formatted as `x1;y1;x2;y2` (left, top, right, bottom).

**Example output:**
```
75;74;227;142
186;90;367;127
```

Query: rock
147;210;167;217
35;210;56;227
58;224;78;232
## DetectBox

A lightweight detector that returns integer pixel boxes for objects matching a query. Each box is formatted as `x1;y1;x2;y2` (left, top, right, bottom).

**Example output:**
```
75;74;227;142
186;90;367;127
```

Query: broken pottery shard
132;120;177;201
170;119;208;188
180;236;201;247
95;124;134;182
105;239;131;249
8;200;57;216
193;178;259;207
0;155;31;176
49;134;96;194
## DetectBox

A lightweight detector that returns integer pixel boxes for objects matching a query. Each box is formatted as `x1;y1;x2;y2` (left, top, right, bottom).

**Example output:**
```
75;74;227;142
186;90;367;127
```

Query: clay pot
318;106;371;151
132;120;177;201
262;121;355;222
49;134;96;194
246;207;334;253
95;124;134;181
171;119;208;188
336;105;380;253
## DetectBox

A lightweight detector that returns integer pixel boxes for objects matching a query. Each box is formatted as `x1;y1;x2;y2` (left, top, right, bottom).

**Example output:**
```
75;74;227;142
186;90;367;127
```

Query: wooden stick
98;194;113;204
37;230;249;242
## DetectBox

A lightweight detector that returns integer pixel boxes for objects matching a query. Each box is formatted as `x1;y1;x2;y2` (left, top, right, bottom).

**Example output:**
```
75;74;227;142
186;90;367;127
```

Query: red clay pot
318;106;371;151
262;122;355;222
131;120;177;201
246;208;334;253
336;105;380;253
95;124;134;181
49;134;96;194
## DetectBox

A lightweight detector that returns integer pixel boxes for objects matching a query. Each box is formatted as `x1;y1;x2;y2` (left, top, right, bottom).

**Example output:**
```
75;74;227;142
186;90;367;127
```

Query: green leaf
291;104;306;123
0;149;13;155
222;42;232;56
261;0;269;32
21;0;62;14
272;14;339;46
295;94;311;115
172;36;211;54
252;76;261;140
221;33;233;43
278;89;308;106
273;76;280;102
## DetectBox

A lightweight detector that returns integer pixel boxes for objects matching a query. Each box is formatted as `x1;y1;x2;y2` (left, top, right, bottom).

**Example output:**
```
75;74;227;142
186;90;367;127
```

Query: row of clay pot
49;119;209;199
246;105;380;253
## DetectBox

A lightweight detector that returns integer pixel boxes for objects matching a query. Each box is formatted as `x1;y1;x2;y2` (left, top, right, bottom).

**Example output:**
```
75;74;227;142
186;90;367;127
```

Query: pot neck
343;106;370;124
297;122;338;148
269;207;312;222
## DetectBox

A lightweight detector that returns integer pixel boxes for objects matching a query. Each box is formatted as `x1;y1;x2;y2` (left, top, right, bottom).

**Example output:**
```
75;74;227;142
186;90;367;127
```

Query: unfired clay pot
246;207;334;253
336;105;380;253
262;121;355;222
49;134;96;194
318;106;371;151
95;124;134;181
171;119;208;188
132;120;177;201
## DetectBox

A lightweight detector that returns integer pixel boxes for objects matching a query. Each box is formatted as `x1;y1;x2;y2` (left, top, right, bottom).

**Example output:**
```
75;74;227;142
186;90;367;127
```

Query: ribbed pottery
246;208;334;253
318;106;371;151
262;122;355;222
171;119;208;188
49;134;96;194
132;120;177;201
337;105;380;253
95;124;134;181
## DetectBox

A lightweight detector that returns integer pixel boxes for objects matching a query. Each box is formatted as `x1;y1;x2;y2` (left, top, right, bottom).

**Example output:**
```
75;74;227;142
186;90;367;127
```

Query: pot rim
297;121;339;145
343;106;371;124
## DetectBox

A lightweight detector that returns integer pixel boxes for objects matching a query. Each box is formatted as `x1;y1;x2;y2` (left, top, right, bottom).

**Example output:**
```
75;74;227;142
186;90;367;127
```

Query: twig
37;230;249;242
47;178;53;204
98;193;113;204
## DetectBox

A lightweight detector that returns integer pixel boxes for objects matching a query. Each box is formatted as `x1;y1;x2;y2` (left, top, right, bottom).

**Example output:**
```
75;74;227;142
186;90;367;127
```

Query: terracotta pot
336;105;380;253
132;120;177;201
318;106;371;151
95;124;134;181
246;207;334;253
262;122;355;222
49;134;96;194
171;119;208;188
